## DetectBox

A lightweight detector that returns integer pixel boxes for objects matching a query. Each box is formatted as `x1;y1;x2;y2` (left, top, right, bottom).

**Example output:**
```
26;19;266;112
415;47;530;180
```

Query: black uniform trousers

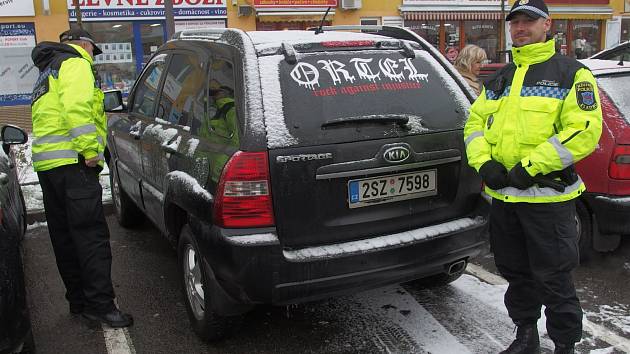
490;199;582;345
37;162;115;314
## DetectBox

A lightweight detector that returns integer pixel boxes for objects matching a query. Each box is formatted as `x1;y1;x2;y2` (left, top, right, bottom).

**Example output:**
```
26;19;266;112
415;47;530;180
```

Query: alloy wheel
184;244;205;320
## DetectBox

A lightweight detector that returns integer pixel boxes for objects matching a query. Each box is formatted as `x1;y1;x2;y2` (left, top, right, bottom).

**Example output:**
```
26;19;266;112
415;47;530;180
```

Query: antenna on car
314;7;332;35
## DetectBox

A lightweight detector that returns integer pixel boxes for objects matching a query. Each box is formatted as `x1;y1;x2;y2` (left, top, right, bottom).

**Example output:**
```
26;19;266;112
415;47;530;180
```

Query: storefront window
407;21;440;49
139;23;165;65
444;21;460;63
572;20;600;59
621;18;630;42
465;21;499;63
552;20;569;56
82;22;136;95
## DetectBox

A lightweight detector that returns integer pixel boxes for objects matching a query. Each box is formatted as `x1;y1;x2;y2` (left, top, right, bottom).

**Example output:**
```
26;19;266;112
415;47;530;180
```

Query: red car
574;59;630;259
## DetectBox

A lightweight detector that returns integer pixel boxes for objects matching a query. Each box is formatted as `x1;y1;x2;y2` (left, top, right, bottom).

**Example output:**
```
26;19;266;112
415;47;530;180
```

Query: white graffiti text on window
290;62;320;90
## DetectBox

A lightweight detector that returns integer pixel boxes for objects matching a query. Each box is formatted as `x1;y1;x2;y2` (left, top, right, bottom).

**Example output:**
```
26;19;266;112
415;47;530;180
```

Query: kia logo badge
383;146;410;163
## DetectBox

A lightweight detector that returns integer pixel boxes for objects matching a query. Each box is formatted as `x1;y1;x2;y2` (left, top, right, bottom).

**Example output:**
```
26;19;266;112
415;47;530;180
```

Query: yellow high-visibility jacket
464;39;602;203
31;42;106;172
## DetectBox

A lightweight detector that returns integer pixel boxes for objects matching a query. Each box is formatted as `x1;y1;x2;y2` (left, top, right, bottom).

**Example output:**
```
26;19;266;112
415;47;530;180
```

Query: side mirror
1;125;28;145
104;90;126;112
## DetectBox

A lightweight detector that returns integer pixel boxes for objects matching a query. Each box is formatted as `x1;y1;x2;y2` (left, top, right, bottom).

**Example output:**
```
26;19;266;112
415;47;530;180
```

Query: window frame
128;53;169;118
154;49;207;127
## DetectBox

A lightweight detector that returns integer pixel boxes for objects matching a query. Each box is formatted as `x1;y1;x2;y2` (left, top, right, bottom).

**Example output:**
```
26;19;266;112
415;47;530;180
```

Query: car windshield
598;75;630;124
259;49;471;148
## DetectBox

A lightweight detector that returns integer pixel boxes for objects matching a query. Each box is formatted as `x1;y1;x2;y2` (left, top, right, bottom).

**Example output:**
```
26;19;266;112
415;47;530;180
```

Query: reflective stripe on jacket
463;39;602;203
31;42;106;172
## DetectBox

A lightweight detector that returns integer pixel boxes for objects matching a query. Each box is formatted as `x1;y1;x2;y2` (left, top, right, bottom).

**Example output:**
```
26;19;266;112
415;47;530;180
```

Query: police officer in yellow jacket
31;27;132;327
463;0;602;353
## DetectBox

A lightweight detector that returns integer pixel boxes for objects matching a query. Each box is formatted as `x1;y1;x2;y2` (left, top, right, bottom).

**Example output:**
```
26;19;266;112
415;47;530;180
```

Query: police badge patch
575;81;597;111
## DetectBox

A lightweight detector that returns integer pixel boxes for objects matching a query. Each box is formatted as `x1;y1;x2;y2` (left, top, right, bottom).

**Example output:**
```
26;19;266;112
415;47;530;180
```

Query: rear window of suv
259;49;471;148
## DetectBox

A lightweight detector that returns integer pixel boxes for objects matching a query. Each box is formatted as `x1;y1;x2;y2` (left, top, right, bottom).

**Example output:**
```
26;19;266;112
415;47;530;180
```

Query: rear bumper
583;193;630;235
194;203;488;307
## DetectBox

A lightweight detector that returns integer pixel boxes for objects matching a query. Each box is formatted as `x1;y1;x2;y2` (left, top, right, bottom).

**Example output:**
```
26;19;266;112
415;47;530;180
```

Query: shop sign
174;19;226;31
67;0;227;21
402;0;499;4
254;0;338;7
0;0;35;17
0;23;37;106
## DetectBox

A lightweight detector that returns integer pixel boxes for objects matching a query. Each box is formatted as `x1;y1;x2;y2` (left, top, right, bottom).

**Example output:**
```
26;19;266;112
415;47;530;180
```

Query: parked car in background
589;41;630;61
104;26;489;341
0;125;34;354
573;59;630;259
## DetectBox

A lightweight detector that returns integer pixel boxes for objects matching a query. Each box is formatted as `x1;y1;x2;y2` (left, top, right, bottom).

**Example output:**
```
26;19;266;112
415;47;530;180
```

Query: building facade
0;0;623;130
0;0;69;128
400;0;506;64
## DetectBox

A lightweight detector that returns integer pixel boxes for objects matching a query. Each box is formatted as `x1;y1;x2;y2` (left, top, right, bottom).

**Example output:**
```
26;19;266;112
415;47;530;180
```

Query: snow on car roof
580;59;630;75
246;30;394;52
247;30;388;46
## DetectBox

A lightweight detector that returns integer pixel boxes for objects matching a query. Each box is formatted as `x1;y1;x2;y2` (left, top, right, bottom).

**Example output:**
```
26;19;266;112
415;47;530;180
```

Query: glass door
133;21;166;73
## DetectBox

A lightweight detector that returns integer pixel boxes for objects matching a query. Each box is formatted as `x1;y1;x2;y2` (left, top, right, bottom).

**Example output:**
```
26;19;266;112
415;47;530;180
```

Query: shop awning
403;11;504;21
548;6;612;20
257;10;335;22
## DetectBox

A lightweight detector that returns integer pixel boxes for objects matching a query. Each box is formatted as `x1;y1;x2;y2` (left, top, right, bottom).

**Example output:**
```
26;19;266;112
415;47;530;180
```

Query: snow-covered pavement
16;137;630;353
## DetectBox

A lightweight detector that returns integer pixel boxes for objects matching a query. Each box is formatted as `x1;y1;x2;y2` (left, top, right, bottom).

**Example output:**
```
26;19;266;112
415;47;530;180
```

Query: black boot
83;308;134;328
500;324;541;354
554;342;575;354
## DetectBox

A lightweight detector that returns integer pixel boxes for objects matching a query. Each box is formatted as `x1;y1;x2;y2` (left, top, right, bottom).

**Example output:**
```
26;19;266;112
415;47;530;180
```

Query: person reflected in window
454;44;487;96
202;82;236;139
574;32;587;59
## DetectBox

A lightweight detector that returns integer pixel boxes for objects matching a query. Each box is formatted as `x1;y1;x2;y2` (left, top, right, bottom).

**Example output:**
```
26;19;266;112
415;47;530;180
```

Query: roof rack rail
172;28;229;40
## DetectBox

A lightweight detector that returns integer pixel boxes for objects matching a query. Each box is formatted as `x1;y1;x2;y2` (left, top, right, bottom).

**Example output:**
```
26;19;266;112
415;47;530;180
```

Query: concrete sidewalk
27;202;114;224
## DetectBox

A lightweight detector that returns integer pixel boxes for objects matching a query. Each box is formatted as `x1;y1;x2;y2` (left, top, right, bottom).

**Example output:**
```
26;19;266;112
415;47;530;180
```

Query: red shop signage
254;0;338;7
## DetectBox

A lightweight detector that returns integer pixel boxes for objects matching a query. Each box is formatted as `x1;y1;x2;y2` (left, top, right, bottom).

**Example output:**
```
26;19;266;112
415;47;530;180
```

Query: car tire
178;225;241;342
109;160;143;228
575;199;593;263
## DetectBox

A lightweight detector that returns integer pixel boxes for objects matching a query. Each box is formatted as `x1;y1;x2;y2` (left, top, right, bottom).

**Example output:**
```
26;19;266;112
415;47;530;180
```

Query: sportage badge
383;146;410;163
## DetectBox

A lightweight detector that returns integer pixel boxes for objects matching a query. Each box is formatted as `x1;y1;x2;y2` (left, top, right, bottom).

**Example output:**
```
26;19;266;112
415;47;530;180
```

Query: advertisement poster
253;0;337;7
0;23;37;106
67;0;227;21
0;0;35;17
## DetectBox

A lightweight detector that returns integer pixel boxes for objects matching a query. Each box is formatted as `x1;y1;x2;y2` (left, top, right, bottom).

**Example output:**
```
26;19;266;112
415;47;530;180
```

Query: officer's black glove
508;162;535;190
479;160;508;190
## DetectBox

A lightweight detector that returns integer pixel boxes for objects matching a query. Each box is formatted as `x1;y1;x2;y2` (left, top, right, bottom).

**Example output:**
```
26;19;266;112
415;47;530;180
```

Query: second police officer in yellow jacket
31;27;133;328
463;0;602;353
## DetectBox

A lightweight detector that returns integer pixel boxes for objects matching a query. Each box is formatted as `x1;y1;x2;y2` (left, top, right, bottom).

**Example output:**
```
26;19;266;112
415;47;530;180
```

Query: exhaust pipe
447;259;467;276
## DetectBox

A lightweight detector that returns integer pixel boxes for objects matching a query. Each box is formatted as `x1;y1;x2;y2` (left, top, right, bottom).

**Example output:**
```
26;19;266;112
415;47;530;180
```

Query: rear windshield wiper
321;115;410;129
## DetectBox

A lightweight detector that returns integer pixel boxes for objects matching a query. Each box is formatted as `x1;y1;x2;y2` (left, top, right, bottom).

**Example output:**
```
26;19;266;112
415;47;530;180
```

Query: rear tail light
609;145;630;180
213;151;275;228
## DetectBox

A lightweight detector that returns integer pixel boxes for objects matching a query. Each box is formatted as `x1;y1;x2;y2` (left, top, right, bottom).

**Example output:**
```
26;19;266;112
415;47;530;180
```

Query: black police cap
59;27;103;56
506;0;550;22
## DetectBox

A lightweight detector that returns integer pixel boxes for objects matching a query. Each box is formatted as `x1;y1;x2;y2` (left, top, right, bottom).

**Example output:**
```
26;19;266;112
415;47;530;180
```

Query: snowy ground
14;135;111;213
16;136;630;353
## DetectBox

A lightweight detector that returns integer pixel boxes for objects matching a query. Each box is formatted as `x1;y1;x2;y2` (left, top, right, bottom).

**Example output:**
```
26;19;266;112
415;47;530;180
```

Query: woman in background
454;44;487;96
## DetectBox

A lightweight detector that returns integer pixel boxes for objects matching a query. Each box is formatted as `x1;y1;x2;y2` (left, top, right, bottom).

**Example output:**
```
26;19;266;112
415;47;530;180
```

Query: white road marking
467;263;630;353
356;285;472;354
102;299;135;354
103;326;135;354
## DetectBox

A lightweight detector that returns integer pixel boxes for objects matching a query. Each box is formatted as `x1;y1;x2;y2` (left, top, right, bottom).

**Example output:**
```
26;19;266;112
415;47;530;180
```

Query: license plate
348;169;437;208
